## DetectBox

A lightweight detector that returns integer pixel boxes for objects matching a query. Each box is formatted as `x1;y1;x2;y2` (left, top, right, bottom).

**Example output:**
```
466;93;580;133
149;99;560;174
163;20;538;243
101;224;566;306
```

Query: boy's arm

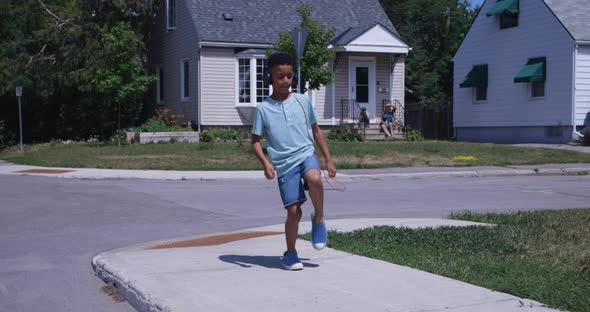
251;134;275;179
311;123;336;178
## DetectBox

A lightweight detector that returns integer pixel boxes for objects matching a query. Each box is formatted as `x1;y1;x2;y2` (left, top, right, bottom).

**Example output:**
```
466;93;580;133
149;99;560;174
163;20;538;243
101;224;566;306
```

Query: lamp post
15;86;23;151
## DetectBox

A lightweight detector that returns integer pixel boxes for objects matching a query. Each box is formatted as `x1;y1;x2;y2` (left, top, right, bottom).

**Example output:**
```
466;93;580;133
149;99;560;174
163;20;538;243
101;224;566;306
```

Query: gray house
453;0;590;143
149;0;410;131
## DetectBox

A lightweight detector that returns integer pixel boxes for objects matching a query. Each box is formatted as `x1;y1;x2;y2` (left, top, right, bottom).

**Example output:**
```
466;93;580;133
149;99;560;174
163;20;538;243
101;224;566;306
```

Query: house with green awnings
453;0;590;143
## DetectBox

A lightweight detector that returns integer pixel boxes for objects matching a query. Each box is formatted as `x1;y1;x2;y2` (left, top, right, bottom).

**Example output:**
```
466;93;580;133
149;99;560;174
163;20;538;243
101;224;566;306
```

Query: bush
137;119;191;132
327;124;362;142
403;128;424;142
200;127;249;143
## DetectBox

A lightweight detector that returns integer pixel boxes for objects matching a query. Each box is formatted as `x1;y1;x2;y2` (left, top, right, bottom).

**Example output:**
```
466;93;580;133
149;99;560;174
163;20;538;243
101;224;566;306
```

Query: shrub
200;127;249;143
403;128;424;142
137;119;191;132
327;124;362;142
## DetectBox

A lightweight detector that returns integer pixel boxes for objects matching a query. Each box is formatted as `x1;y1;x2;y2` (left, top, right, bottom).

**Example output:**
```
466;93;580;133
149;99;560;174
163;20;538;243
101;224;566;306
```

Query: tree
268;5;336;93
380;0;476;103
0;0;160;142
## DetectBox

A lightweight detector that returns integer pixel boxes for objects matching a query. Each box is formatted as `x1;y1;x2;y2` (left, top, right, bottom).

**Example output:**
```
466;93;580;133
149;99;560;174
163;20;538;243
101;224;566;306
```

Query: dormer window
486;0;519;30
499;13;518;29
167;0;177;30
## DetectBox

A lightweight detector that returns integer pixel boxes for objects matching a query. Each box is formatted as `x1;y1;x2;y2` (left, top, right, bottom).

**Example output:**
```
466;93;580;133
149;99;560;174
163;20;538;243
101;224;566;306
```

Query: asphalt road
1;174;589;312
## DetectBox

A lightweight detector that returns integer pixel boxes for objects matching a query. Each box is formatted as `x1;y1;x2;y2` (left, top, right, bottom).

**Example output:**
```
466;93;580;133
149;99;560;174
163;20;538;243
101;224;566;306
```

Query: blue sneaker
282;251;303;270
311;211;327;250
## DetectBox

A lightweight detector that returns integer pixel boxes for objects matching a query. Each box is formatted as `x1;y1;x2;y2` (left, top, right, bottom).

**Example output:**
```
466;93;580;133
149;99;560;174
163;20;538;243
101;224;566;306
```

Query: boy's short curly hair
267;52;295;70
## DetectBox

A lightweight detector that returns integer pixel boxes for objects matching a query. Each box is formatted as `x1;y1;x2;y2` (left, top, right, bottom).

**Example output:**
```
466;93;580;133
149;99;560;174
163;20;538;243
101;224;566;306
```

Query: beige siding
200;47;244;126
454;0;574;128
576;47;590;126
392;55;405;108
312;84;334;124
149;0;199;123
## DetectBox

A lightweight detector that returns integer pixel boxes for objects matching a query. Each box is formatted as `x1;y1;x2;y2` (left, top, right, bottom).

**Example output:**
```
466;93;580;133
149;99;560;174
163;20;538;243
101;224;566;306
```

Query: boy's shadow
219;255;319;270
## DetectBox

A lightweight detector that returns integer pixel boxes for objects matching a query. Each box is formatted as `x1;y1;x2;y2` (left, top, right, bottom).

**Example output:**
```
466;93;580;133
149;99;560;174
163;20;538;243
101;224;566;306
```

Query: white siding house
453;0;590;143
149;0;410;131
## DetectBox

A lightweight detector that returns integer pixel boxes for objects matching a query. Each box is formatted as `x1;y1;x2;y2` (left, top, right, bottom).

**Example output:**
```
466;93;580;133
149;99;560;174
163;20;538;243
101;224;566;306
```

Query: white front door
349;58;376;119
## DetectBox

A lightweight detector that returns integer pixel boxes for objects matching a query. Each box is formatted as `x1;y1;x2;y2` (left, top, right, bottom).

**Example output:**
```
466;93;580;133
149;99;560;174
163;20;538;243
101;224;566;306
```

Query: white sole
282;262;304;270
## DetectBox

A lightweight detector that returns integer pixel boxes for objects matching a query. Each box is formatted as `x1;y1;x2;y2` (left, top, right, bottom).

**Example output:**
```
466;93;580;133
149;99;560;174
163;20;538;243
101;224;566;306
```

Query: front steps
352;123;403;141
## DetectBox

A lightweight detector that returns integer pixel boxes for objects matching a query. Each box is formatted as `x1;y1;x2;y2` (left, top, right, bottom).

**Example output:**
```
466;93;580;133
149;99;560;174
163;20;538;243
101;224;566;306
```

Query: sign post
15;86;23;150
290;28;308;93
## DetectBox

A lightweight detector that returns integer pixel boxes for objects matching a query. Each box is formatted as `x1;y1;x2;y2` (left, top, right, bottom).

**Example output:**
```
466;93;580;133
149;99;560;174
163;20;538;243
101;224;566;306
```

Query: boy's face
270;64;294;94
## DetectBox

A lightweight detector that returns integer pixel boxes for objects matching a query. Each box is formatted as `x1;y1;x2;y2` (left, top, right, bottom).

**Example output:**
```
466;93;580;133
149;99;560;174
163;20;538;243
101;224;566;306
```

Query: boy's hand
327;161;337;178
264;163;275;179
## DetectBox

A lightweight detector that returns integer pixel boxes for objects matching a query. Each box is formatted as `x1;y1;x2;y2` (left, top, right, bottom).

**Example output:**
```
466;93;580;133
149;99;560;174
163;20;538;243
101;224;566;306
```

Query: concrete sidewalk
92;218;558;312
0;160;589;181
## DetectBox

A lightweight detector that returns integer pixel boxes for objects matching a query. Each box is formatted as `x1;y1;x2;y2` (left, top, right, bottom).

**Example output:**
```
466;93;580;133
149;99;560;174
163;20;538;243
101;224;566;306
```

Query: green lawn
0;140;589;170
306;209;590;312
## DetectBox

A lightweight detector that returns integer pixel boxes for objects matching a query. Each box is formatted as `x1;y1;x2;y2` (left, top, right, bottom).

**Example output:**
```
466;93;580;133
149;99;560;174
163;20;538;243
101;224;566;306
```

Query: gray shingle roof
185;0;401;46
544;0;590;42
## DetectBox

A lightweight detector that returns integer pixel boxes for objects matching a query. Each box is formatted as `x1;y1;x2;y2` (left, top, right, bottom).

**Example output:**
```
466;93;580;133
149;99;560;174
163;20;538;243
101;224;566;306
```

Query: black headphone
263;60;297;85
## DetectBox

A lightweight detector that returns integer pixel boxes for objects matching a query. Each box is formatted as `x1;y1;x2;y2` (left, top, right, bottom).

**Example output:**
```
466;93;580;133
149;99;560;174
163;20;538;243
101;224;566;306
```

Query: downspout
197;44;202;133
572;43;584;139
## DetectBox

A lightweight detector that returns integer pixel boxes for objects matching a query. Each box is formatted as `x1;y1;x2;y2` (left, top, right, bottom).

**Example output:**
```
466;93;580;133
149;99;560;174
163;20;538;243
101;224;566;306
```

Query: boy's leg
305;168;324;223
285;204;302;253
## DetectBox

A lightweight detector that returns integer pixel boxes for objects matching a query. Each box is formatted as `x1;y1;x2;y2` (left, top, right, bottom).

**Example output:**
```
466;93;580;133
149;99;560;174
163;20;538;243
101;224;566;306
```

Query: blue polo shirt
252;93;318;178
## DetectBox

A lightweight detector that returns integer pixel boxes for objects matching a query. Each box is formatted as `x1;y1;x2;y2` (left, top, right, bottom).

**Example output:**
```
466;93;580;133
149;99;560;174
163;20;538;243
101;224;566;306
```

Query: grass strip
303;209;590;312
1;141;589;170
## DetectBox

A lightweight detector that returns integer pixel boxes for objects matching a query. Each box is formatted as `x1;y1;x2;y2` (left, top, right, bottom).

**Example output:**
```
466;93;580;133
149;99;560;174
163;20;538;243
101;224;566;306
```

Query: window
157;67;164;103
475;86;487;102
180;60;189;100
167;0;176;29
238;58;251;103
256;59;270;102
237;57;271;105
499;13;518;29
531;81;545;98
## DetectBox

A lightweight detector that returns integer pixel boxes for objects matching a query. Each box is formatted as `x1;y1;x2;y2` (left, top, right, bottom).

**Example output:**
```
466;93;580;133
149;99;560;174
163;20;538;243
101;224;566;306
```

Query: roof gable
339;23;409;53
544;0;590;42
184;0;402;47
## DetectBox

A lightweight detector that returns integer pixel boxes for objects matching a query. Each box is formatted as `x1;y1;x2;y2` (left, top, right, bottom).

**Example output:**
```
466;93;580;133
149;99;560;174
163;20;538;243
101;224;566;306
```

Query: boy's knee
306;171;323;189
286;205;302;221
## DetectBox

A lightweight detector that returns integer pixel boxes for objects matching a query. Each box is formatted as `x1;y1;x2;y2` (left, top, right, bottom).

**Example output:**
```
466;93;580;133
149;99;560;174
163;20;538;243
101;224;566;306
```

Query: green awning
460;65;488;88
514;58;546;83
486;0;519;17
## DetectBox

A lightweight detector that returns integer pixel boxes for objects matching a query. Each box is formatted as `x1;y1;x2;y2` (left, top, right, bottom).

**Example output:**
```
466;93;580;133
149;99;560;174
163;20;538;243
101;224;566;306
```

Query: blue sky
467;0;485;9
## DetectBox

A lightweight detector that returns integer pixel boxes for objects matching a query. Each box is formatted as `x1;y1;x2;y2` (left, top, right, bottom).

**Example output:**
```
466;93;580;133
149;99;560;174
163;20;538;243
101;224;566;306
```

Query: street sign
290;28;308;61
290;28;308;93
16;86;22;97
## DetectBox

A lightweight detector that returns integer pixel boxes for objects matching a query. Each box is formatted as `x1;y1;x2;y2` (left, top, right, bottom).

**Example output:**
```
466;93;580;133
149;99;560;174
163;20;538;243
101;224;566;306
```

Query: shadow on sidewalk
219;255;319;269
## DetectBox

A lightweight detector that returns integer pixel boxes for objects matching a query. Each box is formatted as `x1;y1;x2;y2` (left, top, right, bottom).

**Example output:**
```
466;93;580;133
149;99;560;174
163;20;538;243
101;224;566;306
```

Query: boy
251;52;337;270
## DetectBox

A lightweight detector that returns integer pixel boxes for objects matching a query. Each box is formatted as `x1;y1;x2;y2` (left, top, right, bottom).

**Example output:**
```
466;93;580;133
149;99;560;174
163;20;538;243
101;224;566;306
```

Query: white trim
235;56;270;107
167;0;177;30
198;50;202;132
202;41;272;48
337;45;409;54
331;58;336;125
180;59;190;102
348;57;377;118
572;45;577;128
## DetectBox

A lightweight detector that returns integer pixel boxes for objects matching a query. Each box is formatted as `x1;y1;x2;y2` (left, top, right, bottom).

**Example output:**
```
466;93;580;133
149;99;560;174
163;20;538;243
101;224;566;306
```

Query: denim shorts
277;154;320;209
